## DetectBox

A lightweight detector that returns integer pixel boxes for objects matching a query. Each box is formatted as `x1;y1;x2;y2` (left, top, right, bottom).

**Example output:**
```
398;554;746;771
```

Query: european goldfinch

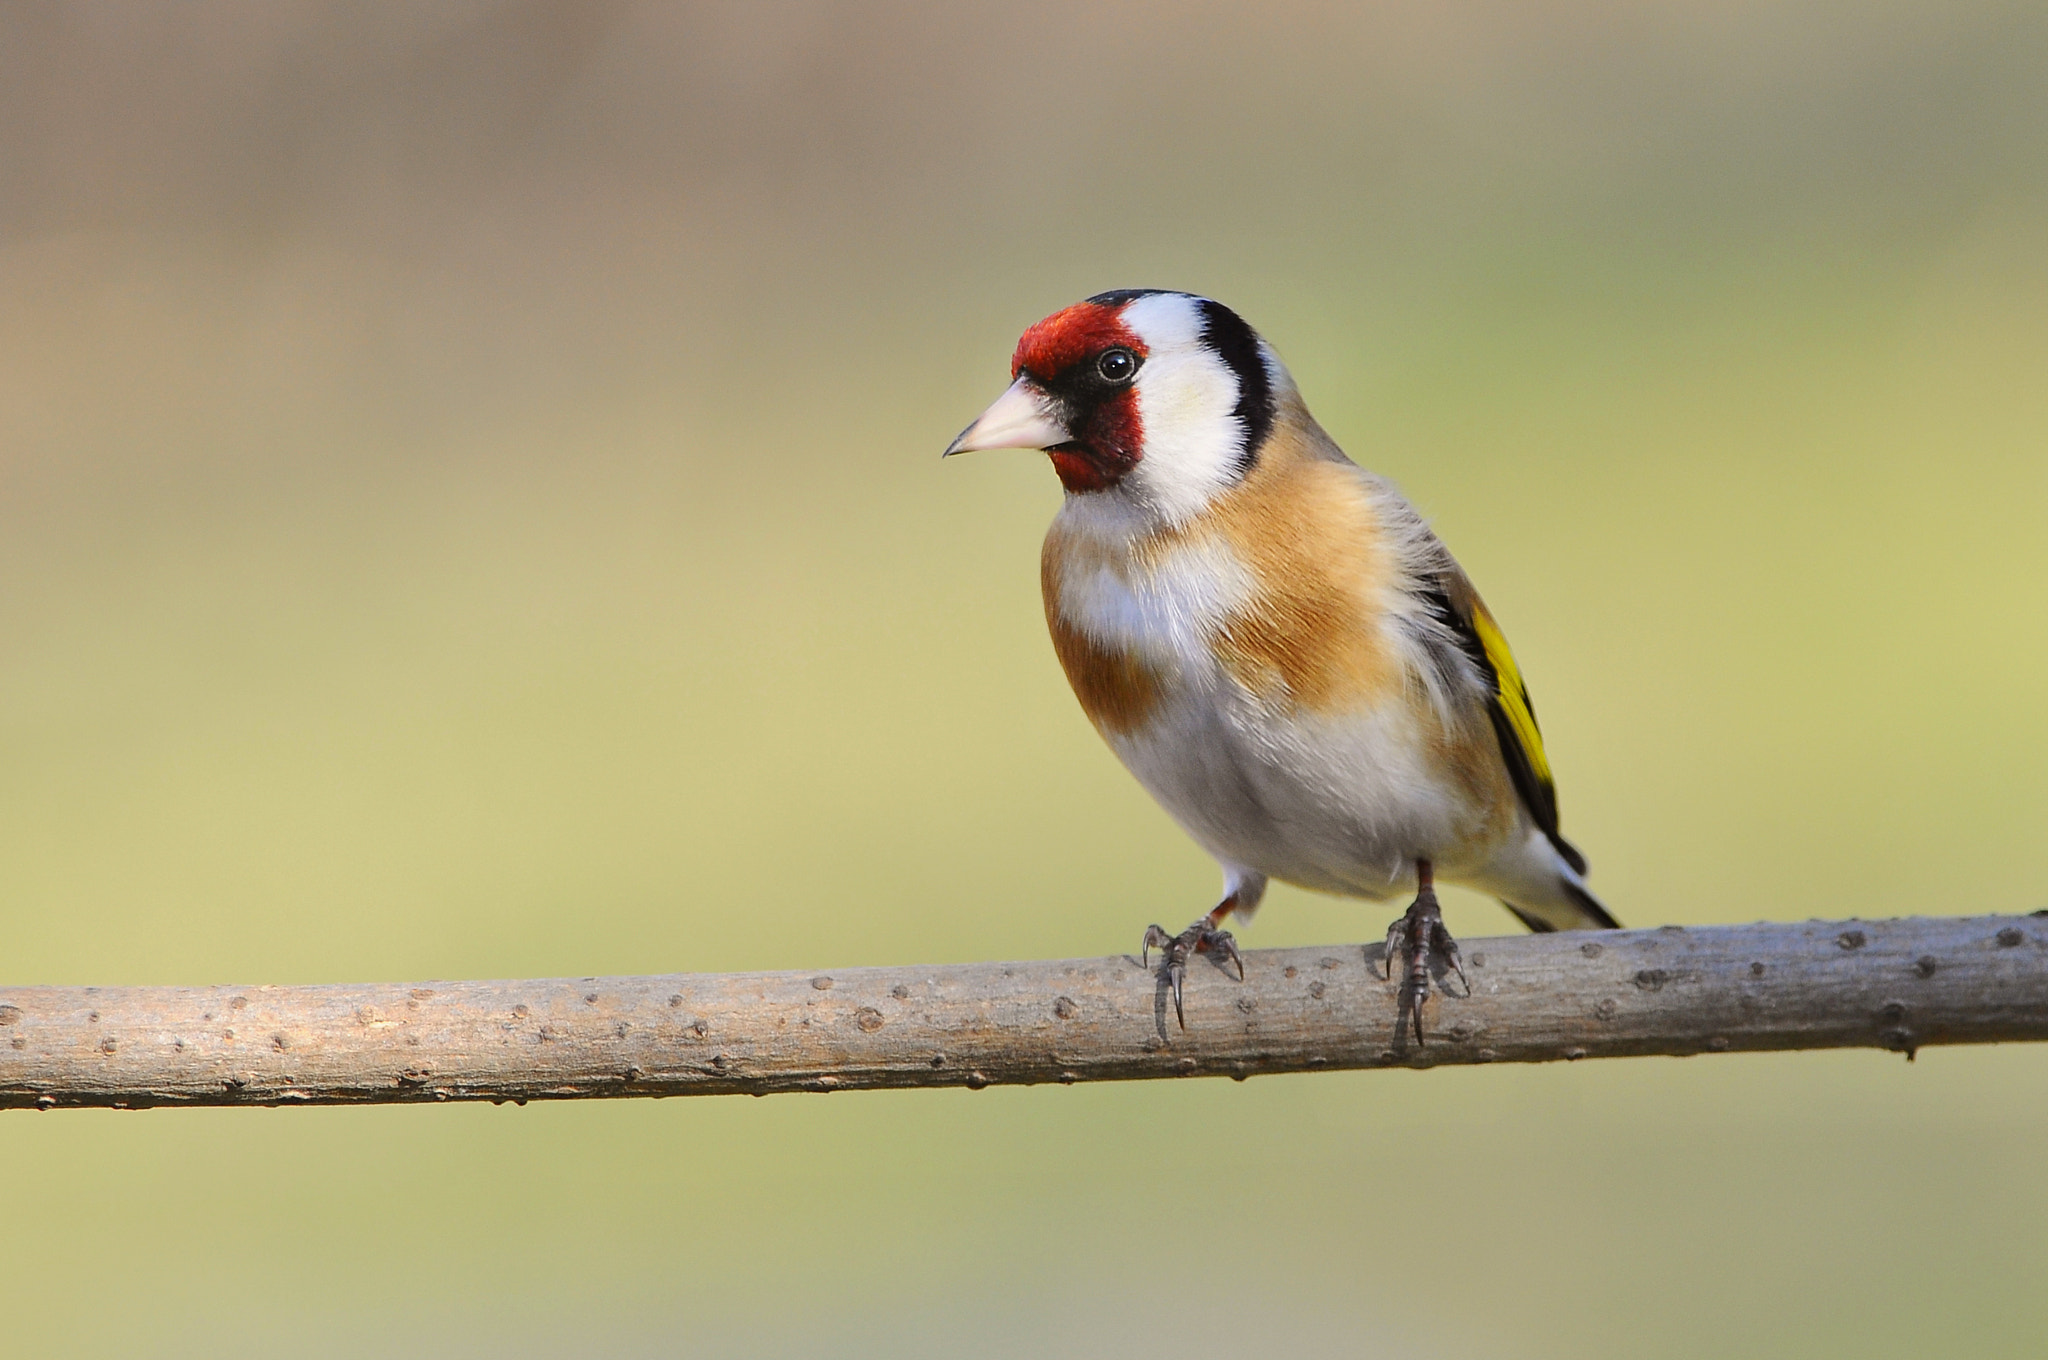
946;290;1619;1038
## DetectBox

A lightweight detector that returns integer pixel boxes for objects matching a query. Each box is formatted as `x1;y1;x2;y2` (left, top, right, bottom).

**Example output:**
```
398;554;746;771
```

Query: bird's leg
1380;859;1467;1045
1142;894;1246;1029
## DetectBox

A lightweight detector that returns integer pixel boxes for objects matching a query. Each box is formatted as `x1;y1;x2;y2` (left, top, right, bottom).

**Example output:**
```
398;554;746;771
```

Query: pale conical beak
943;377;1070;457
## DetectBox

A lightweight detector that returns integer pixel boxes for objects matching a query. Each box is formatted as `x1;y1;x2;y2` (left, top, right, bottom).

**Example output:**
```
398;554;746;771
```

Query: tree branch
2;913;2043;1110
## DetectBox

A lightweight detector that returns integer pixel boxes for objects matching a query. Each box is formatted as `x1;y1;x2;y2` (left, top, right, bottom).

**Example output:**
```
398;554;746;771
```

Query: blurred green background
3;3;2046;1355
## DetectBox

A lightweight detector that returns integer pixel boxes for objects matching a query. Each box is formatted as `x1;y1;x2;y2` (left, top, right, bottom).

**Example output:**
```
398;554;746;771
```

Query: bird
944;289;1619;1040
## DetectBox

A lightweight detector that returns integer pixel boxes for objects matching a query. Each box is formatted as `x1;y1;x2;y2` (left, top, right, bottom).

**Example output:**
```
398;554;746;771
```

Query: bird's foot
1380;884;1467;1045
1142;916;1245;1029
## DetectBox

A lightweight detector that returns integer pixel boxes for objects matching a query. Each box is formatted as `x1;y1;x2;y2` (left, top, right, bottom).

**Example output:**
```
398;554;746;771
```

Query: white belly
1050;521;1497;898
1110;682;1484;898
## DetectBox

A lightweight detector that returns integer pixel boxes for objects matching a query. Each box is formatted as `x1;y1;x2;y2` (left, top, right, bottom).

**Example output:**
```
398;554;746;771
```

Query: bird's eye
1096;348;1137;383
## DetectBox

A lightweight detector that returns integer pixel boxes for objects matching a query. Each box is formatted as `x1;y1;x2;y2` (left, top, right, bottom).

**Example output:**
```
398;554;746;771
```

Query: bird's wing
1309;460;1594;881
1420;567;1588;876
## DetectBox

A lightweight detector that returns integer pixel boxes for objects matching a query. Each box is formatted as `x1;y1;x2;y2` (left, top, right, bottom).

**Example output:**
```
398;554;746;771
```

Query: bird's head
945;290;1285;526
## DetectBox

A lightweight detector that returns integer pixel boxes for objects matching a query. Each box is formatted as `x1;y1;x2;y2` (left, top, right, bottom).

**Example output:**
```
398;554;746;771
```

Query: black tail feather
1563;879;1622;929
1501;902;1558;933
1548;831;1589;877
1500;880;1621;933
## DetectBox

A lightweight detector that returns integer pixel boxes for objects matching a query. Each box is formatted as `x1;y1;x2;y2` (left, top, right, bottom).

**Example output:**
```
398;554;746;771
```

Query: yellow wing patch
1470;602;1555;801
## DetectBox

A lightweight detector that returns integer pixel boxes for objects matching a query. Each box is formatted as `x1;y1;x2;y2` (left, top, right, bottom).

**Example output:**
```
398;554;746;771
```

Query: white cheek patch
1116;293;1249;528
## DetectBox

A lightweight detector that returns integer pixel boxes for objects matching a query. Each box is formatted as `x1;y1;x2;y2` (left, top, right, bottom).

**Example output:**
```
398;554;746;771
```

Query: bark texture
3;913;2044;1110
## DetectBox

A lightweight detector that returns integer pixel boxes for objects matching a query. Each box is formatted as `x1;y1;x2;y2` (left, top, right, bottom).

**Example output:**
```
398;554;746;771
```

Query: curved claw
1141;924;1173;970
1384;884;1463;1047
1212;930;1245;982
1380;921;1400;981
1140;916;1244;1030
1441;940;1470;995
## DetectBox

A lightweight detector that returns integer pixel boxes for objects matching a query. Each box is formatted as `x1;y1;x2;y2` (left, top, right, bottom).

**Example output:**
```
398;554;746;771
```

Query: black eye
1096;348;1137;383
